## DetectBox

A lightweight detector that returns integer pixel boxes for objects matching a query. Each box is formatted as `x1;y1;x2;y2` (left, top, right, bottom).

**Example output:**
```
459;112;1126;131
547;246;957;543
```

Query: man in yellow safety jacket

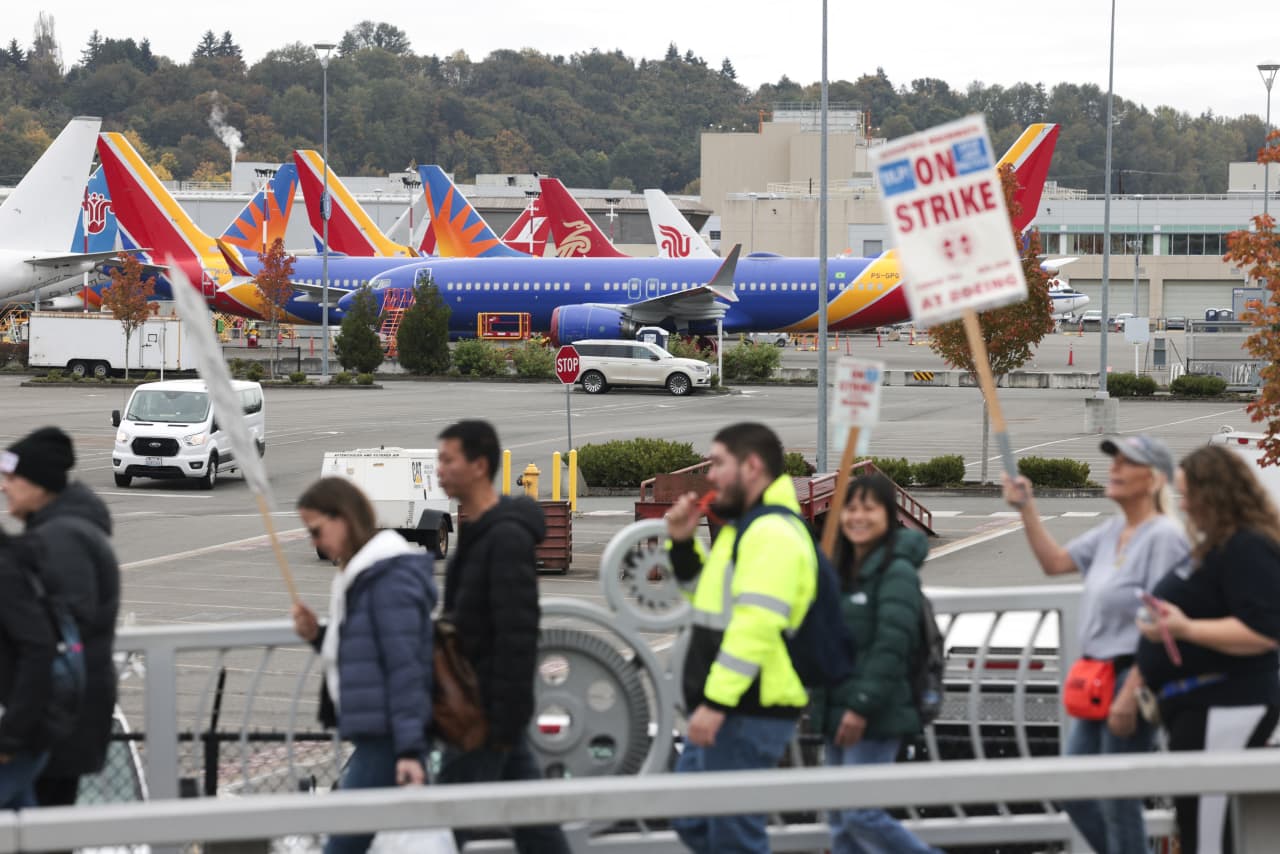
665;422;817;853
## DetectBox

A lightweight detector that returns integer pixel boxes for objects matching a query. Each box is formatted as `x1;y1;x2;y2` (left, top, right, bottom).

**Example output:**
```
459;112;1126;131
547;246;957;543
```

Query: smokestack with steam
207;92;243;184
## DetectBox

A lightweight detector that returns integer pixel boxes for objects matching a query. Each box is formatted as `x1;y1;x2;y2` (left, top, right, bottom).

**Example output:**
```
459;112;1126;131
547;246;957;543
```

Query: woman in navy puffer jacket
291;477;437;854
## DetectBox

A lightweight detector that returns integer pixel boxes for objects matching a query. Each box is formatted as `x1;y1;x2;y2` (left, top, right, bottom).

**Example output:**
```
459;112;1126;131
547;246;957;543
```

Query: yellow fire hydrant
520;463;541;500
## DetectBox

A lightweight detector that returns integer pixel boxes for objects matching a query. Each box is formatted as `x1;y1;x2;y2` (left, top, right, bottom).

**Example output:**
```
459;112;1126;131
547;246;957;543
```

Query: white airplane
643;189;718;259
0;116;121;304
1042;257;1090;316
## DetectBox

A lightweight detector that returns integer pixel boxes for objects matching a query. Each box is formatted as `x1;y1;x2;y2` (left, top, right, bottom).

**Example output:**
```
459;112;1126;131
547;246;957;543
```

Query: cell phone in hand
1139;591;1182;666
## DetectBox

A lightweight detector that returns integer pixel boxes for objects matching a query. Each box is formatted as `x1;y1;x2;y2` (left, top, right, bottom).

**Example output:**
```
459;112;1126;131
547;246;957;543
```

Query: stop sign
555;345;581;385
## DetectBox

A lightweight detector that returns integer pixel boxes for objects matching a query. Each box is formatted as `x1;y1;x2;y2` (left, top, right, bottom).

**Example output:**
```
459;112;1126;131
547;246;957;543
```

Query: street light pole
314;42;336;380
816;0;829;473
1097;0;1116;399
748;192;757;253
1259;64;1279;222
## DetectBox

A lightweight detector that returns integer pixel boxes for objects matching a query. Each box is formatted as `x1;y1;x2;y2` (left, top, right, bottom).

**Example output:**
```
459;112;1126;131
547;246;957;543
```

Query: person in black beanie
1;427;120;810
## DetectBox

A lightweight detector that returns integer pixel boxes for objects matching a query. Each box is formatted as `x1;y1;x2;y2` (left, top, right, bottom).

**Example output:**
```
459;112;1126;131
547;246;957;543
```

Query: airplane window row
432;279;884;295
299;279;371;287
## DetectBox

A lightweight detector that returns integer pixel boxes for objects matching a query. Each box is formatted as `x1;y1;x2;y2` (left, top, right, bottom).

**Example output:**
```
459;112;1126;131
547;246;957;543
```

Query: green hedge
666;338;713;362
288;371;308;384
1106;372;1157;397
1170;374;1228;397
783;451;814;477
333;371;353;385
859;456;915;486
510;341;554;378
913;454;966;487
720;342;780;380
1018;455;1091;488
452;339;507;376
356;373;376;386
577;438;703;488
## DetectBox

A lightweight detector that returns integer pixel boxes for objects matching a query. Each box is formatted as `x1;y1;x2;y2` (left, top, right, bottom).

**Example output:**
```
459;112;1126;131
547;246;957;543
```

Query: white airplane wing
22;249;125;270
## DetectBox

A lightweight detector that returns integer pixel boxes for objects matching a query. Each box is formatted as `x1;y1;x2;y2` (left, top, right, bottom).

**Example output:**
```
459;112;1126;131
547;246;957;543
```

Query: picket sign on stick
868;115;1029;483
166;259;300;603
823;358;885;558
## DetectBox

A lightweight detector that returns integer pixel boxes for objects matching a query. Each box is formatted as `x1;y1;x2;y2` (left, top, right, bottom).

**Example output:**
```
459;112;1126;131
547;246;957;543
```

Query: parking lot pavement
0;375;1228;626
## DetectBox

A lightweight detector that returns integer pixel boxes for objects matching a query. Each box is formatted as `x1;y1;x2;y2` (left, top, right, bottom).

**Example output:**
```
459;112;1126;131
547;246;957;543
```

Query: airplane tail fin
295;150;416;257
71;165;120;255
96;131;221;298
643;189;717;259
500;195;550;256
538;177;629;258
996;123;1060;233
1;116;100;252
706;244;741;302
220;162;298;255
418;165;528;258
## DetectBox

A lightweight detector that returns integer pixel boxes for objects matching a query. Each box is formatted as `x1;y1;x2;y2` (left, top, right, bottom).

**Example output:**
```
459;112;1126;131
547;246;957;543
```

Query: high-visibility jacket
669;475;816;716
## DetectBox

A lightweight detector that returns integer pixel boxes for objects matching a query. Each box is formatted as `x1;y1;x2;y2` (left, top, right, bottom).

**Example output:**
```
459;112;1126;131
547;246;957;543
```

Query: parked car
1110;312;1135;332
1165;315;1187;330
573;340;714;396
1075;310;1103;329
745;332;790;347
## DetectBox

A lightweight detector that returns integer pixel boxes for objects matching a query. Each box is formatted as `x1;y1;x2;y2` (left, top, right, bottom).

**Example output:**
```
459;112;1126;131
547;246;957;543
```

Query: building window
863;239;883;255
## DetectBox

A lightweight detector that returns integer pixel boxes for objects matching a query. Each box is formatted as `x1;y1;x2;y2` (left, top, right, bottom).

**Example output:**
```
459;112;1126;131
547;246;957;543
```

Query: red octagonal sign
555;344;581;385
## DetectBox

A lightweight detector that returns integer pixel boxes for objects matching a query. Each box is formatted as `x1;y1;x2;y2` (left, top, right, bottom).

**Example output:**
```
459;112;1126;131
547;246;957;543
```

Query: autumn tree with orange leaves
1224;131;1280;467
252;238;297;379
926;162;1055;481
101;252;156;380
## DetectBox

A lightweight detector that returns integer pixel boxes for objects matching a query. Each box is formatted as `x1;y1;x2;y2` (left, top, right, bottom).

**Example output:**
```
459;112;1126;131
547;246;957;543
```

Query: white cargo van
111;380;265;489
1209;427;1280;501
319;448;455;558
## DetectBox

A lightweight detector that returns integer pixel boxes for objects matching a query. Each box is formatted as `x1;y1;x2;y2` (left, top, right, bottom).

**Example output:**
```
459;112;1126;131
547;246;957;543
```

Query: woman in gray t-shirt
1004;435;1190;854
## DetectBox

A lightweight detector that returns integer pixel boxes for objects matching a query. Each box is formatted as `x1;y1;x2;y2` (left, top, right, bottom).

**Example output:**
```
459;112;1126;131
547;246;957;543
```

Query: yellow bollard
521;463;541;500
502;450;511;496
568;449;578;513
551;452;562;501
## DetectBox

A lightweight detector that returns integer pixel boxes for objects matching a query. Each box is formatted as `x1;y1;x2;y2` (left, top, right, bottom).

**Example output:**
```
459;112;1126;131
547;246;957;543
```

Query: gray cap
1099;435;1176;482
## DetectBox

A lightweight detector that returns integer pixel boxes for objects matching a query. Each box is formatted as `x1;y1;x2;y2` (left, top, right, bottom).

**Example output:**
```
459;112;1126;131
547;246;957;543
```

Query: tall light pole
1132;194;1143;316
816;0;830;473
1259;64;1279;221
314;41;336;380
1097;0;1116;400
747;192;758;252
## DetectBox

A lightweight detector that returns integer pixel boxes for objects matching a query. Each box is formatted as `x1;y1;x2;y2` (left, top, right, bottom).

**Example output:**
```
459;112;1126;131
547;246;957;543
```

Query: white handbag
368;827;459;854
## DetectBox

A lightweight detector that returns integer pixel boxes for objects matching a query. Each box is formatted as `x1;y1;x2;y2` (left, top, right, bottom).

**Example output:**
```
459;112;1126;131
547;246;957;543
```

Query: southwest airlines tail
220;162;298;257
294;150;416;258
96;132;233;303
418;165;527;258
643;189;717;259
538;177;628;258
999;123;1059;232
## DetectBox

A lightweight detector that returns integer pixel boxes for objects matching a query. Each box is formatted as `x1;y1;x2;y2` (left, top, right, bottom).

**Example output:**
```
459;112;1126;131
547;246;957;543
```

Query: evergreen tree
81;29;102;69
138;38;156;73
193;30;217;59
719;58;736;80
6;39;27;69
335;286;385;374
395;275;451;375
217;31;242;61
665;42;679;62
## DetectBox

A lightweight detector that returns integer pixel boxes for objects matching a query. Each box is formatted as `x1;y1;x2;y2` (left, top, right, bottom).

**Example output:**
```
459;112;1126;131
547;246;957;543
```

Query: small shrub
913;455;966;487
143;371;159;381
783;451;815;477
1018;456;1091;488
453;339;506;376
1106;372;1157;397
245;363;265;382
510;341;555;378
46;369;63;381
1170;374;1228;397
356;373;375;386
69;373;82;383
577;438;703;488
720;342;780;381
667;337;713;362
288;371;308;384
859;456;913;486
333;371;354;385
228;358;247;379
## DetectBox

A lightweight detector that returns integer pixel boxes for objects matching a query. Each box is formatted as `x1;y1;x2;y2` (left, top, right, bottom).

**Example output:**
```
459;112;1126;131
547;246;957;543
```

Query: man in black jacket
1;427;120;808
435;419;568;854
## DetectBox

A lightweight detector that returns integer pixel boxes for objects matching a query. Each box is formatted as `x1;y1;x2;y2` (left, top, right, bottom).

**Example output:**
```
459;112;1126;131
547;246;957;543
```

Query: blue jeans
825;739;940;854
672;714;797;854
0;750;47;810
325;737;402;854
1062;668;1156;854
437;735;570;854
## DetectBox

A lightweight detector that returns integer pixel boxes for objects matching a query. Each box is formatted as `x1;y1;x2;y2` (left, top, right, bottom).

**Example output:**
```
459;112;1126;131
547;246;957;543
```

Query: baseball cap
1099;435;1175;482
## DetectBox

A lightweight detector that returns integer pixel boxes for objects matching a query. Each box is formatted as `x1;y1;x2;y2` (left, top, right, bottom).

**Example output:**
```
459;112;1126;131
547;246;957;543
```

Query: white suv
573;340;713;396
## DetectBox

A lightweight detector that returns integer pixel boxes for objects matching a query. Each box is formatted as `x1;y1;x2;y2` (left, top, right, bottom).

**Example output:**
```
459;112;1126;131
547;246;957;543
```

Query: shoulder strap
731;505;810;564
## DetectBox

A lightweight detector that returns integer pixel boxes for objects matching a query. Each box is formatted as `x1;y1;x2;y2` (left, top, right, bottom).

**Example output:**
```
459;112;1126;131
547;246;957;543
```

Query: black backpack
20;557;87;744
731;505;856;688
868;552;945;726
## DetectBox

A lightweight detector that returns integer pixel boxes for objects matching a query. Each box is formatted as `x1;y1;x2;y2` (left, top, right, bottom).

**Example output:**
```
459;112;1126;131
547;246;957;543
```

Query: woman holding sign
1003;435;1187;854
1136;446;1280;854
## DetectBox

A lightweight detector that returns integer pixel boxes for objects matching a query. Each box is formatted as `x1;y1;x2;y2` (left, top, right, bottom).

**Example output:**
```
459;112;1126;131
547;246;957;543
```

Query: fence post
502;450;512;496
144;645;181;801
568;450;578;513
552;452;562;501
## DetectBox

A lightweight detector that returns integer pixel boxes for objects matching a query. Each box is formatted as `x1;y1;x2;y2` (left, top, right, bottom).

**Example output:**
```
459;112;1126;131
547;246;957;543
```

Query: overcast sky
17;1;1280;121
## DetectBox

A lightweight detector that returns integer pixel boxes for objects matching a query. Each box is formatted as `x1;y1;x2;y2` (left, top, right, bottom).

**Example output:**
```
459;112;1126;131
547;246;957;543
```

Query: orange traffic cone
1068;342;1074;367
877;333;882;348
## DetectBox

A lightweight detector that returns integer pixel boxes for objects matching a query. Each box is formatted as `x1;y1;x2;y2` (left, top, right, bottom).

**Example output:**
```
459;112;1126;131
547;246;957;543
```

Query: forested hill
0;19;1269;195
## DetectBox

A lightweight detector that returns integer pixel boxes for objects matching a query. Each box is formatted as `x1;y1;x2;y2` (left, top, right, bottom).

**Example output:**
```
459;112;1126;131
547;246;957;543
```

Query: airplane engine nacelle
549;306;637;346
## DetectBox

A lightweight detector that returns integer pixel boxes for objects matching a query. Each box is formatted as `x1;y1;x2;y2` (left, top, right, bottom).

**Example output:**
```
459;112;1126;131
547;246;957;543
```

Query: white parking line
99;491;213;500
1061;511;1103;518
925;520;1025;562
122;528;306;570
930;510;964;518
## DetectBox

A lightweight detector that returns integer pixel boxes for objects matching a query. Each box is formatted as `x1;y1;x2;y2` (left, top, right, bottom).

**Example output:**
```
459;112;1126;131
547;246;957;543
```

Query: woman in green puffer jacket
811;473;940;854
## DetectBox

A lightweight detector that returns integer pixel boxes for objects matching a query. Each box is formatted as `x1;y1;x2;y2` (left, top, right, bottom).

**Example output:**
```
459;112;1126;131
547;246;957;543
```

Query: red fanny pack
1063;658;1116;720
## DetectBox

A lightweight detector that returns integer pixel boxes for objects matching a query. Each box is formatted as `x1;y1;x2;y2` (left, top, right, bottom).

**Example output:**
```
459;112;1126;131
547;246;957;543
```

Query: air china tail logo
82;191;112;235
658;224;691;257
555;220;593;257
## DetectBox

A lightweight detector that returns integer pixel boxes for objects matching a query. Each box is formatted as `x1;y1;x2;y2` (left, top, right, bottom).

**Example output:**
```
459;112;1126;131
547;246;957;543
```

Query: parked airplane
538;177;628;258
644;189;718;259
0;116;125;304
312;124;1060;343
293;150;417;257
1040;257;1089;315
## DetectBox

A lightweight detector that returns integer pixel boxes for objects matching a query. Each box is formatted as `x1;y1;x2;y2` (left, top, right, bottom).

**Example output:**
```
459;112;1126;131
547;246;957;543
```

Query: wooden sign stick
961;309;1018;480
256;492;300;605
820;426;861;559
